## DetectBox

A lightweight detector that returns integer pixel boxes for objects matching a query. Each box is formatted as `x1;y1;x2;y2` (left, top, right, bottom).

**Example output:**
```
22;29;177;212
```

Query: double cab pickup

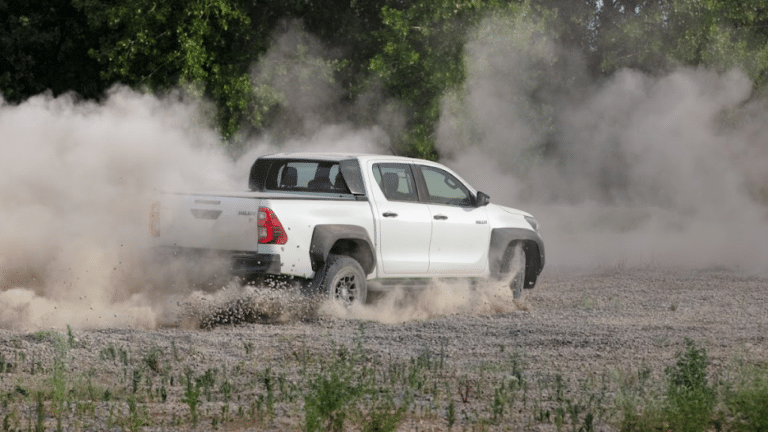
151;153;545;303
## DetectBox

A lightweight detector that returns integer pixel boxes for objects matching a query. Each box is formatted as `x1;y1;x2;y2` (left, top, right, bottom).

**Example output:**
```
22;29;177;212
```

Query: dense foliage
2;0;767;156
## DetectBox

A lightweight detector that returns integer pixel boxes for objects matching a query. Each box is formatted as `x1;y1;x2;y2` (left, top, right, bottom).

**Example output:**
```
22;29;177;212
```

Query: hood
496;204;533;218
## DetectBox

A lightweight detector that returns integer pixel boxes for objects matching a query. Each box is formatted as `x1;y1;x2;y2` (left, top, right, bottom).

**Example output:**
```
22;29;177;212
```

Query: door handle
433;215;448;220
382;212;398;218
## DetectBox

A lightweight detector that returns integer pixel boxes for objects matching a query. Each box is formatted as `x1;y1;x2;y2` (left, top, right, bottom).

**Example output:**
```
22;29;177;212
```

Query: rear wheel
498;242;526;299
310;254;367;306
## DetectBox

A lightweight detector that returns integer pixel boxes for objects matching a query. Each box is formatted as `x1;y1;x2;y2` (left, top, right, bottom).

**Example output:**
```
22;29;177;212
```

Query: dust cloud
320;281;521;324
5;12;767;332
0;87;244;331
322;252;528;324
0;85;386;331
247;20;405;148
0;24;388;331
437;12;768;272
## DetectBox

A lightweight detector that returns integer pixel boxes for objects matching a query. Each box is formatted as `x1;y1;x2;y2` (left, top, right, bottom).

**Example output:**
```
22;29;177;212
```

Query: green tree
370;0;505;158
596;0;768;89
0;0;105;101
73;0;263;140
291;0;385;102
4;0;767;149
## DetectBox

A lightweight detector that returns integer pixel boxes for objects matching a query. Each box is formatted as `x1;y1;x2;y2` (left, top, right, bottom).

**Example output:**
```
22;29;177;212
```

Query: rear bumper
231;252;281;275
156;247;282;276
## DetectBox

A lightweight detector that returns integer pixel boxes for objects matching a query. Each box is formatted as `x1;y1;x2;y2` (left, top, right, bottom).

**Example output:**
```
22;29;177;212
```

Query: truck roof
258;152;430;165
258;152;365;161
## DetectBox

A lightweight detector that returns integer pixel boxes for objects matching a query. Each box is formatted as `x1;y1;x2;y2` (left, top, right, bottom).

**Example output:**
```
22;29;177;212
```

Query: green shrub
303;366;362;432
354;397;407;432
663;339;716;432
143;345;162;374
303;344;371;432
66;325;76;348
616;395;665;432
182;368;201;427
724;365;768;432
615;340;716;432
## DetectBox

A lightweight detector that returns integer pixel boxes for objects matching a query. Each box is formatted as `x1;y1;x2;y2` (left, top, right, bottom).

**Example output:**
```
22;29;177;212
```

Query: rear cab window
264;160;351;193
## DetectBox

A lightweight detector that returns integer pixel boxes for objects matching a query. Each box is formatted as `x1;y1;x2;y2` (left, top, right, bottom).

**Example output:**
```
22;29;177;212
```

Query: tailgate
157;193;261;252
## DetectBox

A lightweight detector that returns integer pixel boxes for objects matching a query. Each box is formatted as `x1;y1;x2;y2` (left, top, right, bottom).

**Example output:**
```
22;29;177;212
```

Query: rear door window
372;163;419;202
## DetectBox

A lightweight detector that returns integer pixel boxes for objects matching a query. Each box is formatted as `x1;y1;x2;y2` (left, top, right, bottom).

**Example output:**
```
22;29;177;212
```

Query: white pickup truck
151;153;544;303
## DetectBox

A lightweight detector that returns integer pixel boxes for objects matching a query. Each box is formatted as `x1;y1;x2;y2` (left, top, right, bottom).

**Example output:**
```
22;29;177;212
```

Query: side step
367;278;480;292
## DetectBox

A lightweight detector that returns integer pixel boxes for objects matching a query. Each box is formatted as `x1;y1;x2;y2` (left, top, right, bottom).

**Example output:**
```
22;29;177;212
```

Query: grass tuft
663;338;716;432
143;345;162;374
303;343;372;432
723;363;768;432
182;367;202;427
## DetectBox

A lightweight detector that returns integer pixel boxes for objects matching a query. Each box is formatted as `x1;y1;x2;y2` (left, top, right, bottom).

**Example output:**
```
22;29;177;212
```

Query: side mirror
476;191;490;207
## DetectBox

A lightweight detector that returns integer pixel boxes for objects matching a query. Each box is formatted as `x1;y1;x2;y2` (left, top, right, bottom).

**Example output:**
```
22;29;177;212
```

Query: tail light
149;201;161;237
258;207;287;244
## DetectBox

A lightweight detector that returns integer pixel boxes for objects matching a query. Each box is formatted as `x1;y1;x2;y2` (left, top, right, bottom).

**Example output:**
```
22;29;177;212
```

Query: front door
416;165;490;275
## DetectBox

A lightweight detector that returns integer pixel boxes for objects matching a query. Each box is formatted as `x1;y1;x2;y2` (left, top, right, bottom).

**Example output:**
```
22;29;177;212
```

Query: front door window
419;166;474;207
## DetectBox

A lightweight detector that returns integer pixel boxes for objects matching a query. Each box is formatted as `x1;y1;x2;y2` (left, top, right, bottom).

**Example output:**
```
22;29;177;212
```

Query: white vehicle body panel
364;158;431;276
426;203;490;276
369;196;432;276
256;198;375;278
158;193;261;252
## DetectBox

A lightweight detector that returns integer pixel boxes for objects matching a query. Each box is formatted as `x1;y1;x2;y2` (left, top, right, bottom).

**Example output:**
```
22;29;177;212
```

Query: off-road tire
498;242;526;299
310;254;367;306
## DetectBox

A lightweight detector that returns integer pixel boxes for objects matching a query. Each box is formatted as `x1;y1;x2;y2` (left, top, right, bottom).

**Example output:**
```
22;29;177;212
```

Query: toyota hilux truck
150;153;544;303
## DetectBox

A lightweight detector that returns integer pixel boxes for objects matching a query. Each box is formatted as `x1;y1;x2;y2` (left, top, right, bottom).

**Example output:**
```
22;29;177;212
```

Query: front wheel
498;242;526;300
310;254;367;306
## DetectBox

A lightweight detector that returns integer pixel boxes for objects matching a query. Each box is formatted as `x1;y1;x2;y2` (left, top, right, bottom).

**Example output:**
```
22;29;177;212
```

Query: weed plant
302;343;372;432
181;367;202;427
664;338;716;432
722;363;768;431
616;339;721;432
143;345;162;374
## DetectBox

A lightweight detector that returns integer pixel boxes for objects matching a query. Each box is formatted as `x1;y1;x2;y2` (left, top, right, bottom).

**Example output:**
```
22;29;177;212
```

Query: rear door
415;164;490;275
368;162;432;275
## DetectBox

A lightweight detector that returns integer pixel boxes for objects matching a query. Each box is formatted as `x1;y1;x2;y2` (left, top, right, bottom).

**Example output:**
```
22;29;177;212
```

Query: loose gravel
0;267;766;431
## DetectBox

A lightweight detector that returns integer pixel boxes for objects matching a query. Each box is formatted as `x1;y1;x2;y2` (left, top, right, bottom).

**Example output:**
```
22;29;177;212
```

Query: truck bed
155;190;374;279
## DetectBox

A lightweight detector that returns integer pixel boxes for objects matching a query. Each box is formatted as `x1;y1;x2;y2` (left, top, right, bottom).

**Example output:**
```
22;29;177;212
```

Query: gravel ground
0;267;766;431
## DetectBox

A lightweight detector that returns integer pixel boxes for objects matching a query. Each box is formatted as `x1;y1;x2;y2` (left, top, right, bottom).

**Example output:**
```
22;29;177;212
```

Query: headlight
524;215;539;232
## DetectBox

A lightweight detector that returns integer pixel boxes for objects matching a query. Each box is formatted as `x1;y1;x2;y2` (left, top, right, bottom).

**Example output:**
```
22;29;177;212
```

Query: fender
310;225;376;275
489;228;545;288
